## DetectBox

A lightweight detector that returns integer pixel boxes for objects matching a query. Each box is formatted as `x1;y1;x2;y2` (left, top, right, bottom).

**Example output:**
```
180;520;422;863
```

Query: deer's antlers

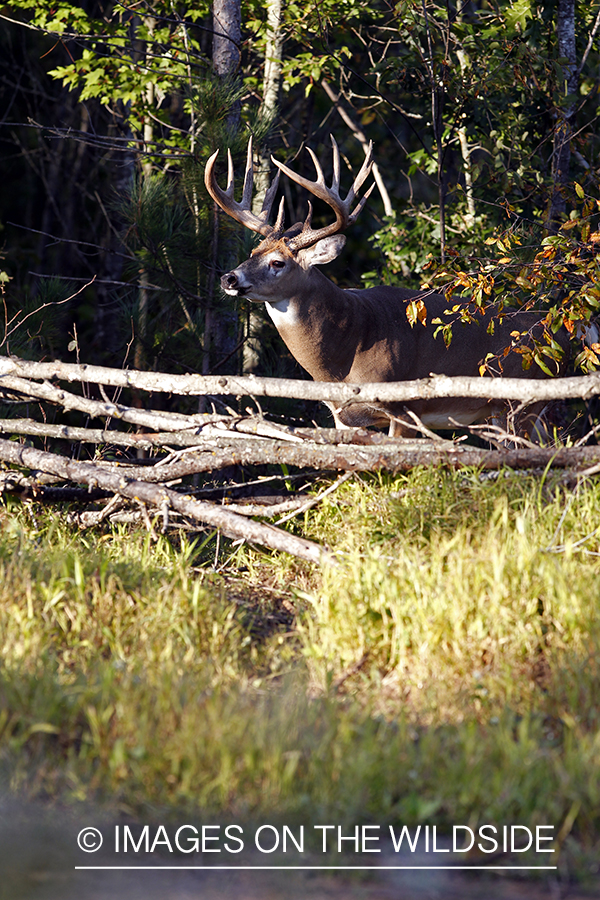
204;135;375;249
204;137;285;238
273;136;375;250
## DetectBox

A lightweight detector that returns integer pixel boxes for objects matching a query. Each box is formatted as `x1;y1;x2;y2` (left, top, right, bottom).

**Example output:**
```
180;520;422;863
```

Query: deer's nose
225;272;238;288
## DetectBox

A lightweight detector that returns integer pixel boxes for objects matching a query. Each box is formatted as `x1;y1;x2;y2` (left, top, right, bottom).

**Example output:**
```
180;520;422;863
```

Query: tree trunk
547;0;577;228
456;47;476;230
211;0;243;373
422;0;446;262
245;0;285;373
212;0;241;131
254;0;284;204
94;105;136;363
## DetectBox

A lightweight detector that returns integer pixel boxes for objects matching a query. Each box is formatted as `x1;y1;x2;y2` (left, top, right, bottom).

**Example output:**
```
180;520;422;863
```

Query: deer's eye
270;259;286;270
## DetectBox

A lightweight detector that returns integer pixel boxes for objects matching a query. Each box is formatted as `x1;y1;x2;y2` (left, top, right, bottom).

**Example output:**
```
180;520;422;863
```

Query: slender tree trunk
204;203;219;379
211;0;242;372
456;47;476;230
433;87;446;262
547;0;577;228
245;0;284;373
134;18;156;374
212;0;241;131
59;101;90;275
422;0;446;262
95;103;136;362
254;0;284;205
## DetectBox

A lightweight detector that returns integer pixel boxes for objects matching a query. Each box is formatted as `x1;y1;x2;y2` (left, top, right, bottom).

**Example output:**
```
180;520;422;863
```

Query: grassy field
1;465;600;892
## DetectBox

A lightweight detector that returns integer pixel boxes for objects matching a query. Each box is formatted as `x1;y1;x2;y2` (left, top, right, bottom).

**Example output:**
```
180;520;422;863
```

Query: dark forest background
0;0;599;389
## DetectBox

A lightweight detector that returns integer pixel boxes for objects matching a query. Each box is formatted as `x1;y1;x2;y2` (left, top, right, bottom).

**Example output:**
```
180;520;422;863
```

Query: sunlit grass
303;485;600;715
1;467;599;876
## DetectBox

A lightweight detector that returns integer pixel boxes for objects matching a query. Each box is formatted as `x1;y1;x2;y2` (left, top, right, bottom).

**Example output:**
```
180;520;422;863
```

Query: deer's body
206;137;572;437
269;289;566;430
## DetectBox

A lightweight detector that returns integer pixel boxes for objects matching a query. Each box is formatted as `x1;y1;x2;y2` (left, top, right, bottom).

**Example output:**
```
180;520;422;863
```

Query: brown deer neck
265;268;360;381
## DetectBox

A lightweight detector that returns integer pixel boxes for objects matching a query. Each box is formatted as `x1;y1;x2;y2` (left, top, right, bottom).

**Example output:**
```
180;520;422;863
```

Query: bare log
0;438;330;564
0;374;217;432
0;418;240;449
0;470;62;491
2;356;600;405
28;438;600;479
3;413;600;477
0;418;193;448
0;417;307;448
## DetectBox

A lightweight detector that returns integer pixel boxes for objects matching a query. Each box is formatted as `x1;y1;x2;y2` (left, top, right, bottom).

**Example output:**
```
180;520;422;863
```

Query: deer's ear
297;235;346;268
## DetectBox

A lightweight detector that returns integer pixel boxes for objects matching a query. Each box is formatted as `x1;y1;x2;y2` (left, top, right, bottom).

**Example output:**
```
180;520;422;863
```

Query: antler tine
348;180;376;226
272;151;334;206
224;149;234;197
204;139;280;238
306;146;328;188
344;140;374;209
260;168;282;224
271;137;375;250
240;138;254;209
330;134;341;195
304;200;314;227
273;195;286;236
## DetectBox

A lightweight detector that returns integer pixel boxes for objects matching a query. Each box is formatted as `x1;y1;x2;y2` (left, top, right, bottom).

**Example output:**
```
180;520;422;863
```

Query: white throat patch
266;298;298;327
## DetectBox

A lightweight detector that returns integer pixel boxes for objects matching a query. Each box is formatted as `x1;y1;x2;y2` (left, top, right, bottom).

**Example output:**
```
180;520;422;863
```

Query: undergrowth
1;467;600;880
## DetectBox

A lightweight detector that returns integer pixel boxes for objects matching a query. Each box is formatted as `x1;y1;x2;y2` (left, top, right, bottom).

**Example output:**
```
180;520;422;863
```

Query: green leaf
505;0;532;32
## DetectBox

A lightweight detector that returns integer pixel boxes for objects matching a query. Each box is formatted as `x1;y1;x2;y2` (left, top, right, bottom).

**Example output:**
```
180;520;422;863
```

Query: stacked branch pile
1;356;600;561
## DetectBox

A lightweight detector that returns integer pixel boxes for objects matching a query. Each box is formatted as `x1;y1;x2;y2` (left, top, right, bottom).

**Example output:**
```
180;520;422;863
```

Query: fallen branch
0;374;217;432
0;417;307;449
0;438;330;565
69;495;311;526
65;438;600;477
0;418;218;449
2;356;600;404
4;411;600;477
7;435;597;481
68;508;148;529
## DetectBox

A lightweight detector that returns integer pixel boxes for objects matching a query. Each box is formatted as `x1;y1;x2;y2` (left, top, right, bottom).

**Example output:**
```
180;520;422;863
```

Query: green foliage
363;213;440;289
359;2;600;313
6;0;211;151
425;191;600;373
1;277;77;360
2;0;600;380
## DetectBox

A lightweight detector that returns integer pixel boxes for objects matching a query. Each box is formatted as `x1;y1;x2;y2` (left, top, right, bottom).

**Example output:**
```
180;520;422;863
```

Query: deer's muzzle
221;271;248;296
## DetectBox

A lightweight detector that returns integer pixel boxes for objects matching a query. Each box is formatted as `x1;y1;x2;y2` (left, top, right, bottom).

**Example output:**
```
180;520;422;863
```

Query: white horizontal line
75;865;558;871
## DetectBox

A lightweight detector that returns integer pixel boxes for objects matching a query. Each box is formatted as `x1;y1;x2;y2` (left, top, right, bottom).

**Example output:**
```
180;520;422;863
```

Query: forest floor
1;465;600;899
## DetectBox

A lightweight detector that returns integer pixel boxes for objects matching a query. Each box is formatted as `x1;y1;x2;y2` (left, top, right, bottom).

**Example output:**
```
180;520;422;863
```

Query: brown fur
222;238;570;438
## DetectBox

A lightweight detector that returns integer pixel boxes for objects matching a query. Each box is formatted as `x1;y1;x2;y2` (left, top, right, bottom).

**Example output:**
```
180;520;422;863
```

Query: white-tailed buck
205;137;572;437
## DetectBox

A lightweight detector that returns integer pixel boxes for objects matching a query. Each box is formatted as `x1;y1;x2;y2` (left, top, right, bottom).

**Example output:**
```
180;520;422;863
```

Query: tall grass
1;468;599;877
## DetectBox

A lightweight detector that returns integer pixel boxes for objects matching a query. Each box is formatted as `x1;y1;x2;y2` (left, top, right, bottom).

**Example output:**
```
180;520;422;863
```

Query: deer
204;136;574;439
